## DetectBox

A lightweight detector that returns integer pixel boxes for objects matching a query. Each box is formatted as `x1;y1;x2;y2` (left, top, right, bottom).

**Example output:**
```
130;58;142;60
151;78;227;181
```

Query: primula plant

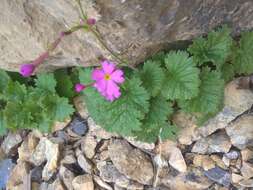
1;0;253;143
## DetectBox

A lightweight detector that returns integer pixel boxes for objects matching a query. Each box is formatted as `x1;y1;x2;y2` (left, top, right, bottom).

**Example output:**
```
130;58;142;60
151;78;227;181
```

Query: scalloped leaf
162;51;200;100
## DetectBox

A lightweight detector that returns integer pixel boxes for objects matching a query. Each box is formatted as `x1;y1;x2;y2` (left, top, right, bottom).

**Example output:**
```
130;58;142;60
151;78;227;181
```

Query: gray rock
77;154;93;174
224;150;240;160
108;139;154;185
204;167;231;187
72;174;94;190
199;78;253;137
1;1;253;72
226;114;253;149
59;166;75;190
1;133;22;156
97;161;143;189
93;175;113;190
192;131;231;154
81;135;97;159
69;116;88;136
239;179;253;188
0;159;15;189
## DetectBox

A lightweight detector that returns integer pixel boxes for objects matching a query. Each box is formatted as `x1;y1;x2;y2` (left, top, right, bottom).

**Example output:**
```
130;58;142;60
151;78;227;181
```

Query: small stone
18;132;39;162
30;166;43;183
231;173;243;184
72;174;94;190
0;159;15;189
222;156;230;167
87;117;115;139
241;148;253;161
30;138;60;181
193;155;215;171
69;116;88;136
226;114;253;149
77;154;93;174
59;166;75;190
99;150;110;161
6;161;30;190
224;150;240;160
204;167;231;187
239;179;253;188
168;147;187;173
240;162;253;179
73;96;89;119
81;135;97;159
210;155;227;170
154;140;177;160
47;178;65;190
1;132;22;156
192;131;231;154
193;155;203;167
126;137;155;150
93;175;113;190
108;139;154;185
52;118;70;132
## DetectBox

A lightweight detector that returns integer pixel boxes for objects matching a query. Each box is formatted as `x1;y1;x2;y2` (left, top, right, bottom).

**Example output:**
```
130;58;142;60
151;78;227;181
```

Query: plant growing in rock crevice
1;0;253;143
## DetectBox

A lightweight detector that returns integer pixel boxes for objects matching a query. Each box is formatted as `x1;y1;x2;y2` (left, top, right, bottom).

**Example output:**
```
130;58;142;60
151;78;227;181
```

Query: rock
192;131;231;154
6;161;30;190
108;139;154;185
59;166;75;190
47;178;65;190
241;148;253;161
69;116;88;136
154;140;177;160
2;0;253;72
30;166;43;183
199;78;253;137
72;174;94;190
224;150;240;160
222;156;230;167
30;137;60;181
1;132;22;156
0;159;15;189
239;179;253;188
97;161;143;189
87;117;115;139
168;147;187;173
172;111;200;145
240;162;253;179
161;167;212;190
52;118;70;132
226;114;253;149
126;137;155;150
193;155;215;171
93;175;113;190
18;132;39;162
73;96;89;119
77;154;93;174
81;135;97;159
204;167;231;187
210;155;227;170
231;173;243;184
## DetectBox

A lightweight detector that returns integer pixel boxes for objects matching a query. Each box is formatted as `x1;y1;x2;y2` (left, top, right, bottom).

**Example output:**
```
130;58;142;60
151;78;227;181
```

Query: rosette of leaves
0;71;74;135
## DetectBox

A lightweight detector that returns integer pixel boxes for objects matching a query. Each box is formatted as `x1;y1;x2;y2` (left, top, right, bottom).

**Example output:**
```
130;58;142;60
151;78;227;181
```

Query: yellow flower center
104;74;111;80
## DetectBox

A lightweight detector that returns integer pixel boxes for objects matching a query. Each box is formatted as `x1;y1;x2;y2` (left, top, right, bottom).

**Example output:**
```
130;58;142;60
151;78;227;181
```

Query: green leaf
35;73;56;93
145;95;173;124
162;51;200;100
0;70;10;93
160;124;179;141
83;69;150;136
232;31;253;74
55;97;74;121
78;67;93;84
188;26;233;67
221;63;235;83
137;61;165;97
179;67;224;114
0;111;7;136
54;69;75;98
4;81;27;102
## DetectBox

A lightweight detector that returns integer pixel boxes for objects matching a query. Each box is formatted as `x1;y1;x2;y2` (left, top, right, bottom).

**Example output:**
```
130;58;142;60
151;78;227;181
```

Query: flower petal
92;68;104;81
94;79;107;93
101;60;115;74
111;69;125;84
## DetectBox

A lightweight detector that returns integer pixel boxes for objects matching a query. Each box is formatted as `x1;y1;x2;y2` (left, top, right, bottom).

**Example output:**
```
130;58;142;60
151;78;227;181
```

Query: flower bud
87;18;96;25
75;83;86;92
19;64;35;77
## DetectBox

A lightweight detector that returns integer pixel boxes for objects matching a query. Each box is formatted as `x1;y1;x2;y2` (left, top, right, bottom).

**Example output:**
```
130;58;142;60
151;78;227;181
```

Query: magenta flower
20;64;36;77
75;83;86;92
87;18;96;25
92;60;125;101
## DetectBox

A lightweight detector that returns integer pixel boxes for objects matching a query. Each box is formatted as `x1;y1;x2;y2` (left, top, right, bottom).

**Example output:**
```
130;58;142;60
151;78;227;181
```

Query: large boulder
1;0;253;72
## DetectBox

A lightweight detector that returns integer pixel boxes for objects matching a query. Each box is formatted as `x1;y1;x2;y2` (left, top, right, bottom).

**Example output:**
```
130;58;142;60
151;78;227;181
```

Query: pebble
204;167;231;187
0;159;15;189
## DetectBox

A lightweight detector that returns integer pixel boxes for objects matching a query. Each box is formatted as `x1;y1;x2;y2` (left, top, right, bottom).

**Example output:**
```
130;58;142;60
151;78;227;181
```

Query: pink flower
87;18;96;25
75;83;86;92
20;64;35;77
92;60;125;101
